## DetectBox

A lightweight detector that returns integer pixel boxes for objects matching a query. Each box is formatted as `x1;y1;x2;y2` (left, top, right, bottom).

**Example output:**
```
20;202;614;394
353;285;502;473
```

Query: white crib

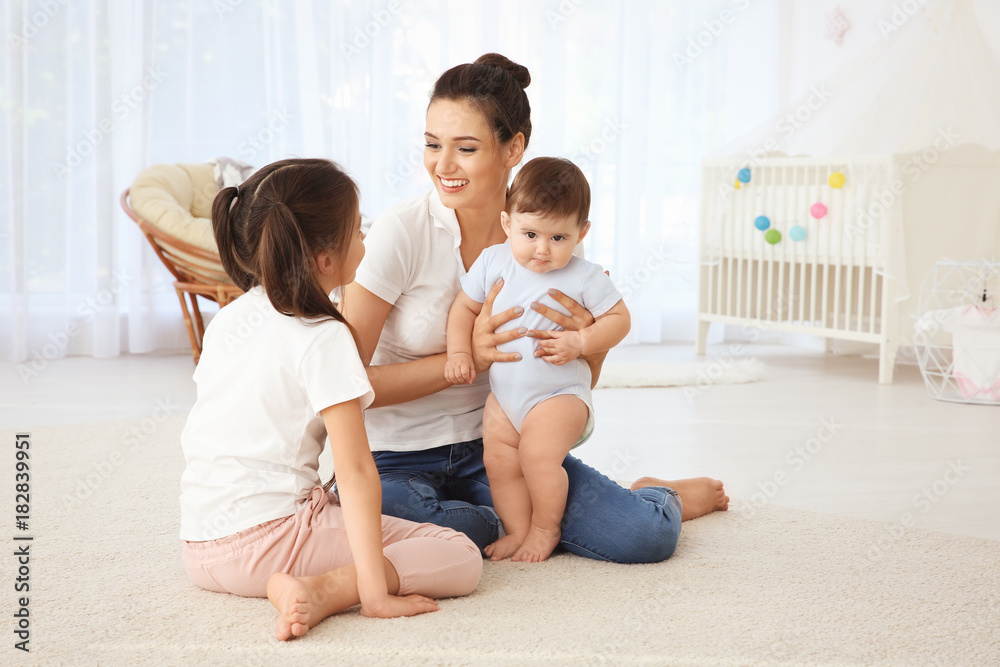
697;156;901;383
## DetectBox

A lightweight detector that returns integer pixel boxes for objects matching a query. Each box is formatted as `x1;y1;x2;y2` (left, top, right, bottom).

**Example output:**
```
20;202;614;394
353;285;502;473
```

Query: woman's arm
341;282;452;408
341;282;393;366
343;281;528;406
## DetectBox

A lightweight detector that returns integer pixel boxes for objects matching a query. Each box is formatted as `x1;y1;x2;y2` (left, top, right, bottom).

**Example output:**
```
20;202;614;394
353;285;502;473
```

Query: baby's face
501;210;588;273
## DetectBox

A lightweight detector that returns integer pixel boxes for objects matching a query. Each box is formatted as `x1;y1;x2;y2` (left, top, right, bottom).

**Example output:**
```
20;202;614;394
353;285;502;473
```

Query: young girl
179;158;482;641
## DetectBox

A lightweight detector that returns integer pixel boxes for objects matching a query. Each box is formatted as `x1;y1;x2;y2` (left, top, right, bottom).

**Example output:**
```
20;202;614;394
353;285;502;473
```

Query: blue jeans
372;439;682;564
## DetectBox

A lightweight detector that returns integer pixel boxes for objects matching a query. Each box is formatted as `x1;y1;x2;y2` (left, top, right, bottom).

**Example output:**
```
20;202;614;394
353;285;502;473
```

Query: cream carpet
595;359;767;389
2;415;997;666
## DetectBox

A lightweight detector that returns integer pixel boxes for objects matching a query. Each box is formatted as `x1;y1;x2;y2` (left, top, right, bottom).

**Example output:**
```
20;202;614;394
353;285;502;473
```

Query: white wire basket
914;261;1000;405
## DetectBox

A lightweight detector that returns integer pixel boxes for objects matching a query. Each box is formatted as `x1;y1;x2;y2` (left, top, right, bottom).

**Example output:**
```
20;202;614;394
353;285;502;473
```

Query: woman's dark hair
211;158;358;325
506;157;590;227
430;53;532;149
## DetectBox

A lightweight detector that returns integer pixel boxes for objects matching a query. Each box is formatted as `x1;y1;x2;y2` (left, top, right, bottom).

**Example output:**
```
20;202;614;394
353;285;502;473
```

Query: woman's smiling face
423;99;519;211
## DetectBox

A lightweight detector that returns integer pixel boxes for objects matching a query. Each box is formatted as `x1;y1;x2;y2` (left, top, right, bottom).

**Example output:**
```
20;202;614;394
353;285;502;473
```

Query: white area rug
595;358;767;389
2;416;997;666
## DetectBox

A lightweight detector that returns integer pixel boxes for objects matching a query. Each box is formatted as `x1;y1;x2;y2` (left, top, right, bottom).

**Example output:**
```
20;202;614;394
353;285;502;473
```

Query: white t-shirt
353;189;491;451
179;287;374;541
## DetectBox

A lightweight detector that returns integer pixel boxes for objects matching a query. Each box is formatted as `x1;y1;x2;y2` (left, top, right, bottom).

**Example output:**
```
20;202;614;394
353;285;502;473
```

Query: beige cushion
129;163;219;253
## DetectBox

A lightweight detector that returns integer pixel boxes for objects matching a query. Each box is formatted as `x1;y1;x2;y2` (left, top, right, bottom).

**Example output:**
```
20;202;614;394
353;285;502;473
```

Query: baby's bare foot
631;476;729;521
485;534;523;562
511;525;560;563
267;573;317;641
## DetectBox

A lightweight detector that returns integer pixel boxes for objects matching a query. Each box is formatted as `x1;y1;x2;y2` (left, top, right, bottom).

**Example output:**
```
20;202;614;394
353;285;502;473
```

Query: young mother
343;53;728;563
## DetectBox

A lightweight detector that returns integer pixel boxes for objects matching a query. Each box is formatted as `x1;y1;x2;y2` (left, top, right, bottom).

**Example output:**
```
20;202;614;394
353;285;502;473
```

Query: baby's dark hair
211;158;358;324
430;53;532;149
506;157;591;227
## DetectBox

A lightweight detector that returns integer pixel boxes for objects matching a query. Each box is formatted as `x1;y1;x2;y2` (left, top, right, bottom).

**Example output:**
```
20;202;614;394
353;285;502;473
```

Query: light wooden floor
2;343;997;542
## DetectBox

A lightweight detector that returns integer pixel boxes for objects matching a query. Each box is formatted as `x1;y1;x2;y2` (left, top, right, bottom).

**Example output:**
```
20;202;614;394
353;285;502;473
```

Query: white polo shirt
179;287;374;541
355;189;588;452
354;189;492;451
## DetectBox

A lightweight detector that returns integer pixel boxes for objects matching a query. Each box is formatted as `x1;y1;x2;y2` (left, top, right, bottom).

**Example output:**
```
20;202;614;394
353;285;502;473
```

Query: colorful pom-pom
810;202;828;219
789;225;806;241
764;229;782;245
828;172;846;188
754;216;771;231
737;168;751;184
734;179;741;189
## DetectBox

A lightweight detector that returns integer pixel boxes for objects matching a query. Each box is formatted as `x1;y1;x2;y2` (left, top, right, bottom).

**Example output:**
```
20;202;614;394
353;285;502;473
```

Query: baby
445;157;630;562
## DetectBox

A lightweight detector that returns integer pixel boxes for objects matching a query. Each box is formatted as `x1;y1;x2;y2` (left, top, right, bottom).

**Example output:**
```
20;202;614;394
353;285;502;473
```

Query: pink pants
182;486;483;599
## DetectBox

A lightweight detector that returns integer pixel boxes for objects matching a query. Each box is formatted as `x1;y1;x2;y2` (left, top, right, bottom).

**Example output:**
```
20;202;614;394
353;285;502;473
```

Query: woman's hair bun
474;53;530;89
431;52;532;146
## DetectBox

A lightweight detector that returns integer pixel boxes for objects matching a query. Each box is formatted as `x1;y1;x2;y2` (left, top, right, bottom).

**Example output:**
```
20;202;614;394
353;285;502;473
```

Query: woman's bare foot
511;524;561;563
485;534;523;561
631;476;729;521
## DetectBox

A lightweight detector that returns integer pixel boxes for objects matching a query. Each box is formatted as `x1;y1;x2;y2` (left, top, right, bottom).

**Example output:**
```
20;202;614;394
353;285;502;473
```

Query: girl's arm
321;398;434;617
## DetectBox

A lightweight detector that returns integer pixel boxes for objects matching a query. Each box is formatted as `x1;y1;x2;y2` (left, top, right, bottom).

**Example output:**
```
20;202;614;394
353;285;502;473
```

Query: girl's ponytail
256;198;342;323
210;158;358;326
212;186;255;291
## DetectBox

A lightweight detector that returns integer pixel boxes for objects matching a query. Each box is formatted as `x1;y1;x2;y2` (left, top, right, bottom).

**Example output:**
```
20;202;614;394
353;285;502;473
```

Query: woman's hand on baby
445;353;476;385
536;330;583;365
360;594;440;619
529;288;607;376
472;279;527;373
527;288;595;338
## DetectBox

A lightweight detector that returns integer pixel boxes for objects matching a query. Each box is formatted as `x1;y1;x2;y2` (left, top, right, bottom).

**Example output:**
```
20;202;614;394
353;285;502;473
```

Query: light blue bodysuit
461;243;623;445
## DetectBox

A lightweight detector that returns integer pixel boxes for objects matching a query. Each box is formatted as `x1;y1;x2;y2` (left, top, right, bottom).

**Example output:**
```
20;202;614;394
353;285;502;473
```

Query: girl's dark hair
430;53;532;148
211;158;358;325
507;157;591;227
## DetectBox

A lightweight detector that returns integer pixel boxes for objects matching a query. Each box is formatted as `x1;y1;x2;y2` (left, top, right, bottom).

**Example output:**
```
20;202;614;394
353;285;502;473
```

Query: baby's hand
445;353;476;385
535;330;583;365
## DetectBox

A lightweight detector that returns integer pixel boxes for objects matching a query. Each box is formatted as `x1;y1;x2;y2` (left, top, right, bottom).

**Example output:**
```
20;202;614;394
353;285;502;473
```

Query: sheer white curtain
1;0;784;365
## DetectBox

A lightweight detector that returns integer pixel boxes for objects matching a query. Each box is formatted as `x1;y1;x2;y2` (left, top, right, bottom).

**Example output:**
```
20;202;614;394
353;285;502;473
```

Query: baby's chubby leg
482;393;532;561
514;395;588;563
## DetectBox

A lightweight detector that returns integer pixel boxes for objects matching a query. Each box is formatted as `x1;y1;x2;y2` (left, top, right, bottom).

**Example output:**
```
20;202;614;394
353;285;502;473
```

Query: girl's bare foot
267;573;324;641
267;568;361;641
511;524;561;563
631;476;729;521
485;534;523;561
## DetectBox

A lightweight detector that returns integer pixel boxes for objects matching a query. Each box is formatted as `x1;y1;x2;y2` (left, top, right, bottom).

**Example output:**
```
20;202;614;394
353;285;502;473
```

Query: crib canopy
713;0;1000;157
